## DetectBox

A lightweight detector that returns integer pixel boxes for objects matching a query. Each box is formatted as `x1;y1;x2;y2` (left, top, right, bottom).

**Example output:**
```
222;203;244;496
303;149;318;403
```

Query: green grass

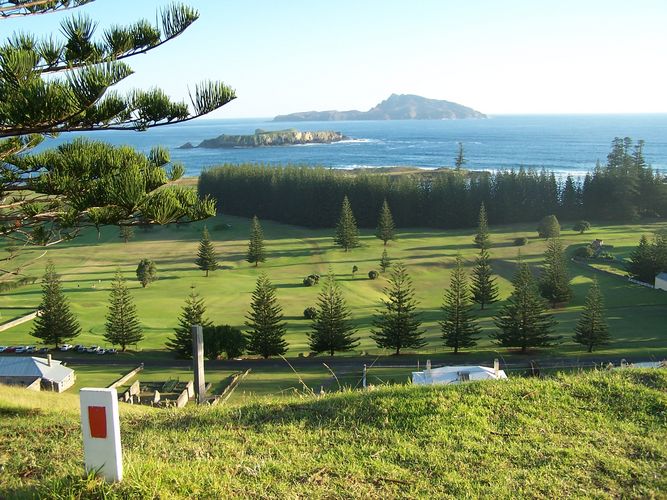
1;369;665;498
2;216;666;361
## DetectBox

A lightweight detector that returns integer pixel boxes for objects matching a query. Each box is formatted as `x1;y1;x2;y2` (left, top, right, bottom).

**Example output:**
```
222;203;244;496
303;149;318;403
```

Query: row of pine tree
31;205;611;357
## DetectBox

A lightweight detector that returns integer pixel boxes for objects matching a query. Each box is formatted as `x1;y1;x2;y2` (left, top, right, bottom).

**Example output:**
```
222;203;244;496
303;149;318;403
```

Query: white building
412;363;507;386
655;272;667;292
0;356;76;392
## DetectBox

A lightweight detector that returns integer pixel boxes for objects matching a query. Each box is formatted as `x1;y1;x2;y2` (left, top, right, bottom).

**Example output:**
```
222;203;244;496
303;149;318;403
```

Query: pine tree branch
0;0;94;18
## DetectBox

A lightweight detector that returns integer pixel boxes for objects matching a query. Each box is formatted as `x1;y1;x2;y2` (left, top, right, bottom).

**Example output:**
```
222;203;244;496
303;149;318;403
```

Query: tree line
198;138;666;230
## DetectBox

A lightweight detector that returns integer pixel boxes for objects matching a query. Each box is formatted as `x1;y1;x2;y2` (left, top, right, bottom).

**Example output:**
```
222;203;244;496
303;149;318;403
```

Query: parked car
106;348;118;355
75;345;86;352
15;346;27;354
0;346;7;353
60;344;73;351
37;347;49;354
4;346;16;353
25;346;36;353
96;348;106;355
86;346;101;354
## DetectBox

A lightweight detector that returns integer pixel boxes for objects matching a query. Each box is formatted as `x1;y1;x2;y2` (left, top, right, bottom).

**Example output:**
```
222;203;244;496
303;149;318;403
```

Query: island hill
179;128;347;149
273;93;486;121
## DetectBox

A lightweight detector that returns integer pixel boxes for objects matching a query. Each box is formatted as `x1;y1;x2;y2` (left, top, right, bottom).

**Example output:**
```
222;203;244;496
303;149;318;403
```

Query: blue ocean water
39;115;667;177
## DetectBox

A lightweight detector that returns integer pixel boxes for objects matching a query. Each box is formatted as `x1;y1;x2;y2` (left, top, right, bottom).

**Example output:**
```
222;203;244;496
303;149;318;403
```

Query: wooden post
192;325;205;404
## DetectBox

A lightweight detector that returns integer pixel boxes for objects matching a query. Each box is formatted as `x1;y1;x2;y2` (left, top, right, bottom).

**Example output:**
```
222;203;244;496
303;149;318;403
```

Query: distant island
273;94;486;121
179;128;348;149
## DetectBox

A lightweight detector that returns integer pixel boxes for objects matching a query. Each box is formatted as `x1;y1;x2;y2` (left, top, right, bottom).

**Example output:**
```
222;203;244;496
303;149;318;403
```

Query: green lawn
2;216;666;363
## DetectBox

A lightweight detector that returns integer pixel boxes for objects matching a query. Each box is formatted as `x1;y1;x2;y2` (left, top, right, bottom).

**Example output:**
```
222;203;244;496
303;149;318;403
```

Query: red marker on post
80;388;123;482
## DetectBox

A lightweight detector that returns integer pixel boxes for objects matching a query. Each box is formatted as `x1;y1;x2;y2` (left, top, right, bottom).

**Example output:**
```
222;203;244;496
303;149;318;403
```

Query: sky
4;0;667;118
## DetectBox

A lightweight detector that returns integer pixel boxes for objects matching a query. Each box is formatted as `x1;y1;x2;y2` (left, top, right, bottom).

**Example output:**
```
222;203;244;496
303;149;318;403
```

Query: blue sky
4;0;667;117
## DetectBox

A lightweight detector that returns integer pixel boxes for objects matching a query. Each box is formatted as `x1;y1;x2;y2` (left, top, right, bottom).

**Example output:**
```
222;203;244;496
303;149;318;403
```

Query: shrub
537;215;560;239
368;270;379;280
597;252;615;261
303;307;317;320
303;276;316;287
514;237;528;246
572;220;591;234
308;274;320;283
573;245;595;259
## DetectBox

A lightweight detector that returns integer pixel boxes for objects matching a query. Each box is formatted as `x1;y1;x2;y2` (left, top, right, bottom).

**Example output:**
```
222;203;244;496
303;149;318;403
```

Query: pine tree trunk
255;261;258;267
588;344;593;353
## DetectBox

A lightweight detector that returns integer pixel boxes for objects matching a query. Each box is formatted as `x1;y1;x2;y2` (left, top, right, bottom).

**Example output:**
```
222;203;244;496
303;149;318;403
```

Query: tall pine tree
246;216;266;267
573;279;610;352
539;238;573;306
376;199;396;246
454;142;467;170
195;226;218;277
474;203;491;249
31;262;80;347
471;247;499;310
334;195;360;251
165;288;212;358
440;257;480;353
371;262;426;355
308;273;359;356
104;271;143;351
626;235;657;283
245;274;288;358
492;262;559;353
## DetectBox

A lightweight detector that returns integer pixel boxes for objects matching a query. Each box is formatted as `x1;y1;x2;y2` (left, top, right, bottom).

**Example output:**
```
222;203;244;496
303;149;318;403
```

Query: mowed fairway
2;215;667;360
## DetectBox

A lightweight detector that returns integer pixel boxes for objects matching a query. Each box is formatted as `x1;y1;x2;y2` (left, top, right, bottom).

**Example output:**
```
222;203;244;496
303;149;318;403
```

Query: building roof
0;356;74;384
412;365;507;385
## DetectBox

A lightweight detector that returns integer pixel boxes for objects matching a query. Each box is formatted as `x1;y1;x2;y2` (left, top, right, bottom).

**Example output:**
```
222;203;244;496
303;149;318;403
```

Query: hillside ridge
273;93;486;121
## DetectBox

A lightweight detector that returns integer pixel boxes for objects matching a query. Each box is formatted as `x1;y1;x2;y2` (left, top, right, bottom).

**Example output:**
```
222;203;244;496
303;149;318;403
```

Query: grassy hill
2;215;666;361
1;369;665;498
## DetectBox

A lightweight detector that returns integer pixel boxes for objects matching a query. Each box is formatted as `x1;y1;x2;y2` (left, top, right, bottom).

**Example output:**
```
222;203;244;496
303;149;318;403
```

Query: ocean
38;114;667;178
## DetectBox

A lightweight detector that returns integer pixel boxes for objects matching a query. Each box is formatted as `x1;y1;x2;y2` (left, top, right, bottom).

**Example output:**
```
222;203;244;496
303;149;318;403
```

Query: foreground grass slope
1;370;666;498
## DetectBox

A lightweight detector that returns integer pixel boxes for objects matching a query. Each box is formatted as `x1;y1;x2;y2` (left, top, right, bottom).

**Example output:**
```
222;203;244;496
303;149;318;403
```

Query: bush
303;307;317;320
303;276;316;287
537;214;560;239
573;245;594;259
368;270;379;280
597;251;615;261
308;274;321;283
514;237;528;246
572;220;591;234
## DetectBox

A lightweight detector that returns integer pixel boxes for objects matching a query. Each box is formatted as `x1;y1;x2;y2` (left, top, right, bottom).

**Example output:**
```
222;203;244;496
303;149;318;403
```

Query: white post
362;364;367;389
494;358;500;377
80;388;123;482
426;359;431;371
